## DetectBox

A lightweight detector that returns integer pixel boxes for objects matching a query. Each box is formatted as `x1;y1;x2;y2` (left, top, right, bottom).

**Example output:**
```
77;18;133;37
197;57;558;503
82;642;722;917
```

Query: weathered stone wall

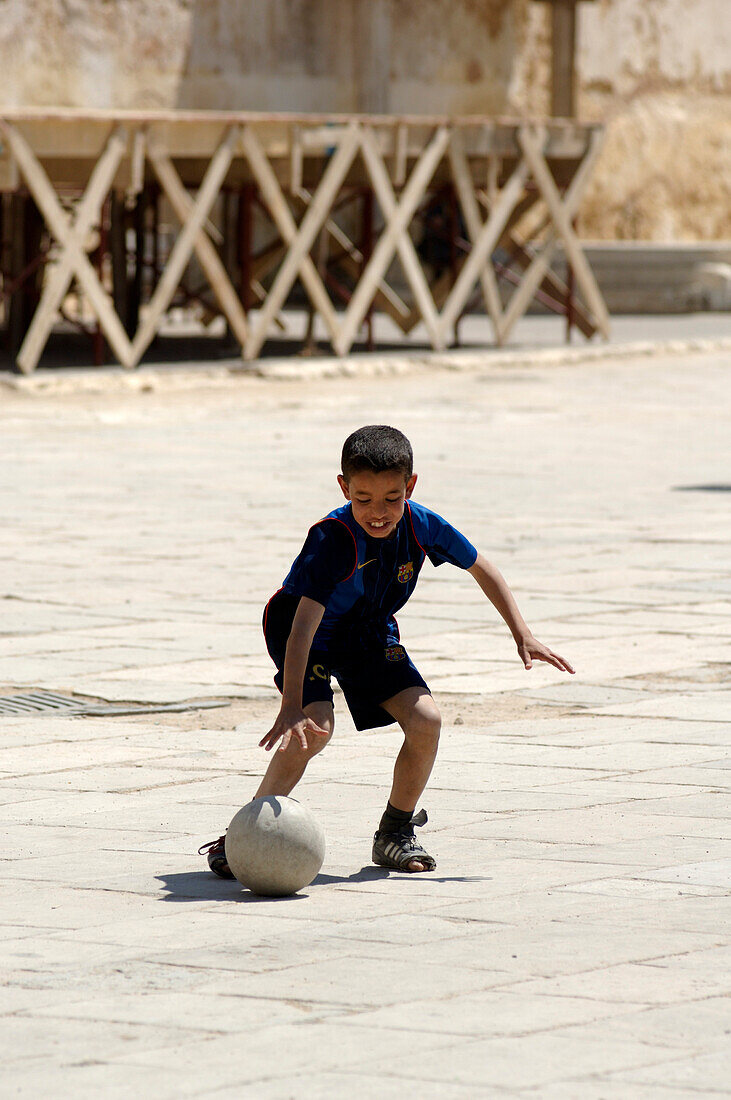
0;0;727;240
578;0;731;241
0;0;526;115
0;1;192;109
506;0;731;240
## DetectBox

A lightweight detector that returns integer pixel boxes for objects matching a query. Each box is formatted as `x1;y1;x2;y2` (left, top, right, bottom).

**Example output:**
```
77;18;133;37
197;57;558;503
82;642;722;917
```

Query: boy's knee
305;728;333;758
404;700;441;746
277;730;331;778
299;705;334;760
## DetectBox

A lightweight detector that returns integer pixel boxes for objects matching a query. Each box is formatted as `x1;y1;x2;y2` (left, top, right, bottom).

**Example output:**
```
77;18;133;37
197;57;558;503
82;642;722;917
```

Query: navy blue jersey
277;500;477;652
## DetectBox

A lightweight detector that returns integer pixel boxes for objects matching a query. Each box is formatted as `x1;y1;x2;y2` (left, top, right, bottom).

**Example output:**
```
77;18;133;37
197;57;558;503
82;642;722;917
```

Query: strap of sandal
197;834;226;855
373;807;436;871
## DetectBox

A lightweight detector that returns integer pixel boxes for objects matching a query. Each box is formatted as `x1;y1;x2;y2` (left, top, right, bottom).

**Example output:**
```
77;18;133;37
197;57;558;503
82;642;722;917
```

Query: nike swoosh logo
357;559;376;570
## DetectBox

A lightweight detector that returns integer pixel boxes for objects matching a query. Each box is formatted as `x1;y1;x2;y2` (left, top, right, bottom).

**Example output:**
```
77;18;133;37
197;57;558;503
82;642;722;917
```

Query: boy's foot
198;834;234;879
372;809;436;873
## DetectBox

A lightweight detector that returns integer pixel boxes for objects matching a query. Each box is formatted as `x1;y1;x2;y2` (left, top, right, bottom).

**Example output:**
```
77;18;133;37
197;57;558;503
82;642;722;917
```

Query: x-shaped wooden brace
130;125;242;363
293;188;413;332
242;123;361;360
145;131;249;354
0;121;134;372
433;151;531;348
447;129;505;338
496;126;608;343
333;125;450;356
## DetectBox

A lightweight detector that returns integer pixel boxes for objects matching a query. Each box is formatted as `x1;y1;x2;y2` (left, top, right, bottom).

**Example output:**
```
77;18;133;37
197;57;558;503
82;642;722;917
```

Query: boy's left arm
468;553;575;674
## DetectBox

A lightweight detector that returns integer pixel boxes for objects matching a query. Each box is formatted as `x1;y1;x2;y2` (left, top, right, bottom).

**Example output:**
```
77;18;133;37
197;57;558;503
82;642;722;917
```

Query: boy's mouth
366;519;391;535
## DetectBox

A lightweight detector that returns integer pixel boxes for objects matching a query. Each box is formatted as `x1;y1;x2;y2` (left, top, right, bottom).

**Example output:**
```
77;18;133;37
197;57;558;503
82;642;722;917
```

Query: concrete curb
253;334;731;381
1;334;730;395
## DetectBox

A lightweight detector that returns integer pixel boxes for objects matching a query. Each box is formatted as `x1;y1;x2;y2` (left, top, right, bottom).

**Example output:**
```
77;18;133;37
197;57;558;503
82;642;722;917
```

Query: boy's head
340;425;413;482
338;426;417;539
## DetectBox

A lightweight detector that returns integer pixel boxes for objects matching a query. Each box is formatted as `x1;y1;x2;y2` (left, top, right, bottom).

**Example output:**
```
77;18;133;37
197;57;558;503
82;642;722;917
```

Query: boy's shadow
157;866;488;902
314;869;490;886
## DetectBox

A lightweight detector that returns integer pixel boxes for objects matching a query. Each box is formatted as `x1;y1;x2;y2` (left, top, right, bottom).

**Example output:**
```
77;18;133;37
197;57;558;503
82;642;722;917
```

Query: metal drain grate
0;691;82;716
0;689;229;718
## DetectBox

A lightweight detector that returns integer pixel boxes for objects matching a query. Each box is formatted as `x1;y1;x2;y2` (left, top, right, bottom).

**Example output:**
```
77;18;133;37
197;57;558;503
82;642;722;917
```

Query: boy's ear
337;474;350;500
405;474;417;499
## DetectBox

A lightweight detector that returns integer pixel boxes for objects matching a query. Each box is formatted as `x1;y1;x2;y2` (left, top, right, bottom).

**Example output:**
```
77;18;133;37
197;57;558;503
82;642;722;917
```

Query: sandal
198;834;234;879
372;808;436;873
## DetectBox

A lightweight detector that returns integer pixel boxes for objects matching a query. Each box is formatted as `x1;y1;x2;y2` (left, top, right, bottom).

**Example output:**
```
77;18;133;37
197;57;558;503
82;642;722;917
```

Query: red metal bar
239;183;255;313
92;196;108;366
565;212;577;342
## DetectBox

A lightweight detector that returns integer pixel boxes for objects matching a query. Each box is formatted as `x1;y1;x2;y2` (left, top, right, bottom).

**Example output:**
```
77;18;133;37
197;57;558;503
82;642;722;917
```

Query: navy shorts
263;592;429;731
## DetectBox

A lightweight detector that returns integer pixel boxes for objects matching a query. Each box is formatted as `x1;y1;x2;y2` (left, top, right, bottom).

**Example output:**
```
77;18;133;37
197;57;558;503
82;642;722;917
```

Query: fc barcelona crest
397;562;414;584
385;645;407;662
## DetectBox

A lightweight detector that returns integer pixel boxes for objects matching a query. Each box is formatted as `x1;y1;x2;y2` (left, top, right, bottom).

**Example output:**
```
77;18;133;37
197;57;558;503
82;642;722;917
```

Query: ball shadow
155;871;307;903
157;865;491;902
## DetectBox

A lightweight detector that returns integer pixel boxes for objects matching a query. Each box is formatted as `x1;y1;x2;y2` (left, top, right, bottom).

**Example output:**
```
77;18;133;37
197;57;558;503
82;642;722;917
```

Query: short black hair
341;425;413;482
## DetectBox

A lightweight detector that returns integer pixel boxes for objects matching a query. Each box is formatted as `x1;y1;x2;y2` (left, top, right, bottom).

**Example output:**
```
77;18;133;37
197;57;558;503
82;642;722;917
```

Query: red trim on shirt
263;586;284;638
405;501;427;564
325;516;358;582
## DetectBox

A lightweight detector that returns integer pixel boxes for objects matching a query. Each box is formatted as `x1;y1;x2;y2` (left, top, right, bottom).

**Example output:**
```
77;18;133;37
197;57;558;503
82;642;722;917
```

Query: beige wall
0;1;191;109
0;0;527;115
0;0;728;240
577;0;731;240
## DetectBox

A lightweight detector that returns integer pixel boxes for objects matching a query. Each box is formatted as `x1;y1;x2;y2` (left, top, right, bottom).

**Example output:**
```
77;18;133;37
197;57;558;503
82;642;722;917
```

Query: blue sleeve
282;519;356;605
420;507;478;569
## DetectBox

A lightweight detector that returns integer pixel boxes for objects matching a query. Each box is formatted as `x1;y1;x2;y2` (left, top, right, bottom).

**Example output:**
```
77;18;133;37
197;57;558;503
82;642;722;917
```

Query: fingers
259;718;330;754
258;725;296;752
277;729;295;753
293;718;330;744
277;720;325;752
520;642;575;674
539;650;575;674
258;728;282;751
532;649;575;674
308;722;330;737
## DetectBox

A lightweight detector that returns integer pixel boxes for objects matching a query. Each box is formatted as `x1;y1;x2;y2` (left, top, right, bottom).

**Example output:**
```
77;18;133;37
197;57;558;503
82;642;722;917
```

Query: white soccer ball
225;795;326;896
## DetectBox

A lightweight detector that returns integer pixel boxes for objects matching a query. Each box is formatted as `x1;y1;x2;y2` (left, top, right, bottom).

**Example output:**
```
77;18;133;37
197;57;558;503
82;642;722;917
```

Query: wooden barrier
0;108;609;371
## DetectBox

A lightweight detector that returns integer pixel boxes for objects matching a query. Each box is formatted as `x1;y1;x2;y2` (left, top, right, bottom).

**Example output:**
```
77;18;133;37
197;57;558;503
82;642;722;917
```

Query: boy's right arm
259;596;329;754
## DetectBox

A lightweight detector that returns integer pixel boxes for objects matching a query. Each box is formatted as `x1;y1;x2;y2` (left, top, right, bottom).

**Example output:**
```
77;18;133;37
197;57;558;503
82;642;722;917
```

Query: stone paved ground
1;345;729;1097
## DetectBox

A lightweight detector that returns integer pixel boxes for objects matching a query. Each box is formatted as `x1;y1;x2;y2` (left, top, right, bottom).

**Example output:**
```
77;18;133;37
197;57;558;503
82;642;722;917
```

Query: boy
201;425;573;876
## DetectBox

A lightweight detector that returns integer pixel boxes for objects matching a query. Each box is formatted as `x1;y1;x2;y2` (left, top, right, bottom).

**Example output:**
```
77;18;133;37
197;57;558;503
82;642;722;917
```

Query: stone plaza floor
1;335;729;1097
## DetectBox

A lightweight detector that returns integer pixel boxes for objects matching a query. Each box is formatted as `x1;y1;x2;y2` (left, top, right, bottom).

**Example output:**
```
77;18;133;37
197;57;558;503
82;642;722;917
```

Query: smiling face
337;469;418;539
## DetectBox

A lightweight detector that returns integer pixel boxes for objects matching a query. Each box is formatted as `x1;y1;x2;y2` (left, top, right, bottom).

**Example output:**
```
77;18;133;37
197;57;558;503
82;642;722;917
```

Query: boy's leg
381;686;441;812
378;685;441;872
255;700;334;798
201;700;333;878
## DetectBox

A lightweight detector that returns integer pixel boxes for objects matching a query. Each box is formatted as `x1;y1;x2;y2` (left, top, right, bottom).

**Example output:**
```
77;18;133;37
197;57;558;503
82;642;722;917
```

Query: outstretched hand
517;635;575;674
259;706;330;753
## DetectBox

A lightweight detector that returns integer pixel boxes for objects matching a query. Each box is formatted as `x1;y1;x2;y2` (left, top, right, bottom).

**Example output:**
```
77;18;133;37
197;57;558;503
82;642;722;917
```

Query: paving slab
606;1048;731;1094
1;344;730;1096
